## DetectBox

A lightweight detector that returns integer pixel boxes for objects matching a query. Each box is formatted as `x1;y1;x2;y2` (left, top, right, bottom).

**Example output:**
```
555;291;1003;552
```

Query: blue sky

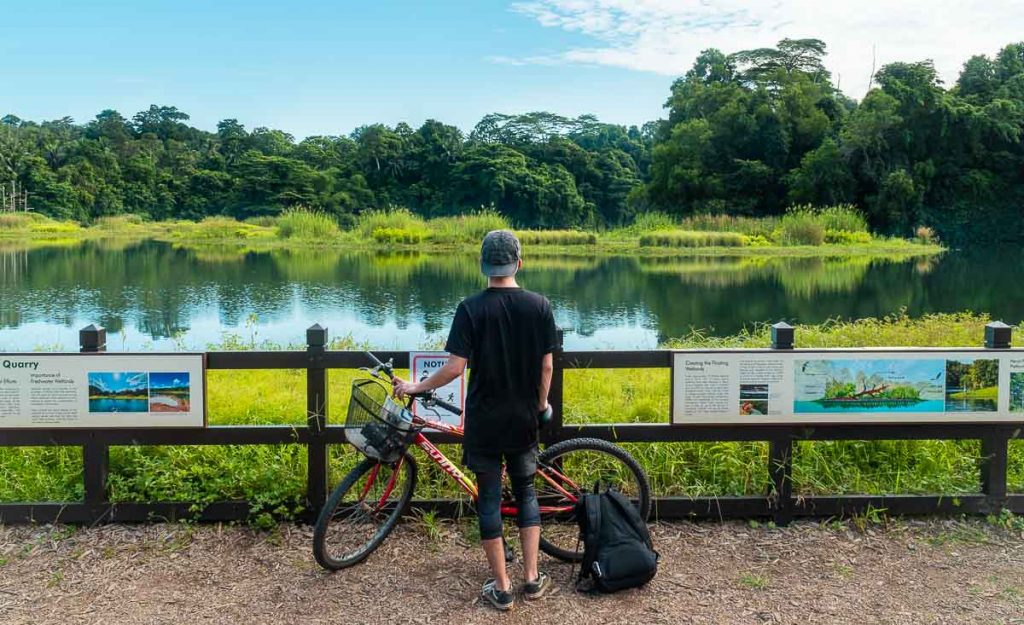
150;372;189;390
1;0;668;137
88;371;148;393
4;1;1022;138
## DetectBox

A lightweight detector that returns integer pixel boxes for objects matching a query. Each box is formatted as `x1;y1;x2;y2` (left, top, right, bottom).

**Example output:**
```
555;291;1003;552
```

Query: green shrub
428;209;510;243
371;227;426;244
824;229;872;245
515;230;597;245
778;210;825;246
276;207;340;239
639;230;747;247
356;208;426;238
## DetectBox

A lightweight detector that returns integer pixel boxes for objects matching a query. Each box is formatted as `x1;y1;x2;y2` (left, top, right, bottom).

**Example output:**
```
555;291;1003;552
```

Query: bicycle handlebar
365;351;463;416
408;391;460;415
364;351;393;379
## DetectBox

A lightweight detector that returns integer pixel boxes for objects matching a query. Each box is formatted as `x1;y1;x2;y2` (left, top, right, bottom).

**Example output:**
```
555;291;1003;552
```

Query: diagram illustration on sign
410;351;465;427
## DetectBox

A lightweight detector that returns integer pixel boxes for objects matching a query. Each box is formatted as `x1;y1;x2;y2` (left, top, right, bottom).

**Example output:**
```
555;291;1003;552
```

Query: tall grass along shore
0;204;942;257
1;313;1017;523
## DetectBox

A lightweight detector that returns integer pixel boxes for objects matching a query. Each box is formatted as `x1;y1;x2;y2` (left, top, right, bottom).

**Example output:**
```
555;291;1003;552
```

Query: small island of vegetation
0;203;939;257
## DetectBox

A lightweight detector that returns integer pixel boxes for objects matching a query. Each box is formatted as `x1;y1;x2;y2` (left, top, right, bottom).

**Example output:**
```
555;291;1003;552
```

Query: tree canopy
4;38;1024;242
0;107;649;229
645;39;1024;242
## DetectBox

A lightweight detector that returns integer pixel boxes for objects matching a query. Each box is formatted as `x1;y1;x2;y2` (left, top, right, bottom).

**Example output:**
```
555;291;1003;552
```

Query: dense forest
2;39;1023;242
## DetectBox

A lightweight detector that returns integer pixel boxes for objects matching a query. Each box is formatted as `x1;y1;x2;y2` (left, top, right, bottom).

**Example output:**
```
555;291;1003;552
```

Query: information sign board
672;349;1024;424
0;354;206;428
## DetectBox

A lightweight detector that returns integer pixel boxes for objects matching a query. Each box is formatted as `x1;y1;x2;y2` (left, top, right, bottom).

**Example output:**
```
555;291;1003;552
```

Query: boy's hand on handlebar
391;376;419;400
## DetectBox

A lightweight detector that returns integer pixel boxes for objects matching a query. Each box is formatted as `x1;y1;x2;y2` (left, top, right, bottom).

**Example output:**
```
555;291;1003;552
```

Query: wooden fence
1;322;1021;525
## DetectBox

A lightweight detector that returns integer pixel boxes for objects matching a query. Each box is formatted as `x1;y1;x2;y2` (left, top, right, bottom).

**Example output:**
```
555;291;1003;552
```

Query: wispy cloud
507;0;1024;98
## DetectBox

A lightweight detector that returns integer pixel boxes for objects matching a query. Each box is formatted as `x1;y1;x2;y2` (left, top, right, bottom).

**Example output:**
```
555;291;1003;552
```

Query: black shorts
463;446;538;477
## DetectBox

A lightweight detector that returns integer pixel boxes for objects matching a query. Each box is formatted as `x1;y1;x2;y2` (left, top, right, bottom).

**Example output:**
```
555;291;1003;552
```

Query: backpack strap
605;489;656;553
577;493;603;586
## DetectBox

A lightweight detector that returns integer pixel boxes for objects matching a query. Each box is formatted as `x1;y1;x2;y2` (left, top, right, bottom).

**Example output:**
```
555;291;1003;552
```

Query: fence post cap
79;324;106;342
306;323;328;347
985;320;1012;349
79;324;107;352
771;321;794;350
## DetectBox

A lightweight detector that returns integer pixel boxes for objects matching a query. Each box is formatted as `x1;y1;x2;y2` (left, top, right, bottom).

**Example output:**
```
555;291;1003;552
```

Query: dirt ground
1;518;1023;625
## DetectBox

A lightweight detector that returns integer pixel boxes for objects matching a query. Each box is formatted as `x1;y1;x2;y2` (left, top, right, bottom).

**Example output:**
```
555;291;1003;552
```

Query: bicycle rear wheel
313;452;417;570
536;438;651;562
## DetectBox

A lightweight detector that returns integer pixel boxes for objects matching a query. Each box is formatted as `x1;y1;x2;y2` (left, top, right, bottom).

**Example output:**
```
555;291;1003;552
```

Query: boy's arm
537;352;553;411
393;356;467;398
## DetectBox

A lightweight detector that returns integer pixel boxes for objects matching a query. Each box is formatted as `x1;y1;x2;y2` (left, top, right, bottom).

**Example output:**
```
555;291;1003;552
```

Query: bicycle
312;351;652;571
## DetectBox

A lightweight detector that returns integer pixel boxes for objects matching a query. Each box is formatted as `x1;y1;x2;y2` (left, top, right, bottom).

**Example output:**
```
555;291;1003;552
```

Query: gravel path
1;519;1023;624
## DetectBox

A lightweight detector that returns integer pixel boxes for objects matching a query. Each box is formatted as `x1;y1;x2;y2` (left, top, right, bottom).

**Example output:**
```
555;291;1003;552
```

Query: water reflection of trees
0;241;1018;345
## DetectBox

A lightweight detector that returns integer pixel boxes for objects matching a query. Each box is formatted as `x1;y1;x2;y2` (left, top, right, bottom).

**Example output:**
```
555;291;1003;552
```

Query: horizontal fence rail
1;322;1023;525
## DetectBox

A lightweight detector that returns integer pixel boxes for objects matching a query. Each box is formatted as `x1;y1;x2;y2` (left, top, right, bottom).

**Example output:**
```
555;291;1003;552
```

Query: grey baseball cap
480;229;522;277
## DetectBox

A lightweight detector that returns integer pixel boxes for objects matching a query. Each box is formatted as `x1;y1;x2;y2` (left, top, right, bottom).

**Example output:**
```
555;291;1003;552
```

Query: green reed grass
679;214;782;239
169;216;275;240
92;214;147;229
516;230;597;245
622;212;678;234
639;230;747;248
0;212;45;230
2;312;1015;516
428;210;510;243
355;208;428;239
813;204;869;233
275;207;341;239
777;209;825;246
0;212;81;237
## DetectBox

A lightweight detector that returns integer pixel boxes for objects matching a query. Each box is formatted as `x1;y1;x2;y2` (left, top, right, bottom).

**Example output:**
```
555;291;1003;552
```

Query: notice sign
672;350;1024;425
0;354;206;428
410;351;465;427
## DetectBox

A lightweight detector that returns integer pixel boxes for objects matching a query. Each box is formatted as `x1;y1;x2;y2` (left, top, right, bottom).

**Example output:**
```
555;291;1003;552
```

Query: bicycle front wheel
536;437;651;562
313;452;417;570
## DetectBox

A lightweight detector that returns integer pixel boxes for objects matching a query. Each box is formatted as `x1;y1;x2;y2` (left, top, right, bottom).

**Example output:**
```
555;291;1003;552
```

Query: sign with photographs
0;354;206;428
672;350;1024;424
409;351;465;427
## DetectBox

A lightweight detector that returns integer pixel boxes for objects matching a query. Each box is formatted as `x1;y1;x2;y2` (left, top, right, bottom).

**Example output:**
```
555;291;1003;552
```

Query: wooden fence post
80;325;109;506
544;328;565;445
769;321;795;524
981;322;1012;512
306;324;329;520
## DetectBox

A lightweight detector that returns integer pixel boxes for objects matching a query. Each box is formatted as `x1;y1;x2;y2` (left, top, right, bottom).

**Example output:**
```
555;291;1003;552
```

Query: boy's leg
467;450;511;593
519;525;541;583
507;447;542;583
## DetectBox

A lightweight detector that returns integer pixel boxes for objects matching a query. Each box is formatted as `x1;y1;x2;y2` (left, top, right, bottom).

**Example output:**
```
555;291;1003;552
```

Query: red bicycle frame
367;409;581;517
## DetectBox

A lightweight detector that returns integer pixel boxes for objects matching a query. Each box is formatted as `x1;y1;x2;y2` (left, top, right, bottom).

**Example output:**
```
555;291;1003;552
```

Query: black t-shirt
444;287;559;454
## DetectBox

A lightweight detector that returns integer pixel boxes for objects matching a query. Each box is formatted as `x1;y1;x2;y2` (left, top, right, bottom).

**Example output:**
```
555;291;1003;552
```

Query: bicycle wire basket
345;378;419;462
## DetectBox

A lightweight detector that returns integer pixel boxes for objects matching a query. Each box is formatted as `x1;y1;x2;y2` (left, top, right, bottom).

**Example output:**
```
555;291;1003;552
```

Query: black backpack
574;485;659;593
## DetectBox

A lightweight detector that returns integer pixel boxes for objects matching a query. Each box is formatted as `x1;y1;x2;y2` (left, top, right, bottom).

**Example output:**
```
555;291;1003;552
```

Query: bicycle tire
313;452;417;570
536;437;651;562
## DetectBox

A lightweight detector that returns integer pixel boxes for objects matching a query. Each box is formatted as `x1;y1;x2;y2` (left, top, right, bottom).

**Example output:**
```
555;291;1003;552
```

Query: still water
0;240;1020;351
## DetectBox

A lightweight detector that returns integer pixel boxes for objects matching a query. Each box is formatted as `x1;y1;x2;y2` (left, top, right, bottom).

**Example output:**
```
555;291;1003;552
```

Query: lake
1;240;1021;351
